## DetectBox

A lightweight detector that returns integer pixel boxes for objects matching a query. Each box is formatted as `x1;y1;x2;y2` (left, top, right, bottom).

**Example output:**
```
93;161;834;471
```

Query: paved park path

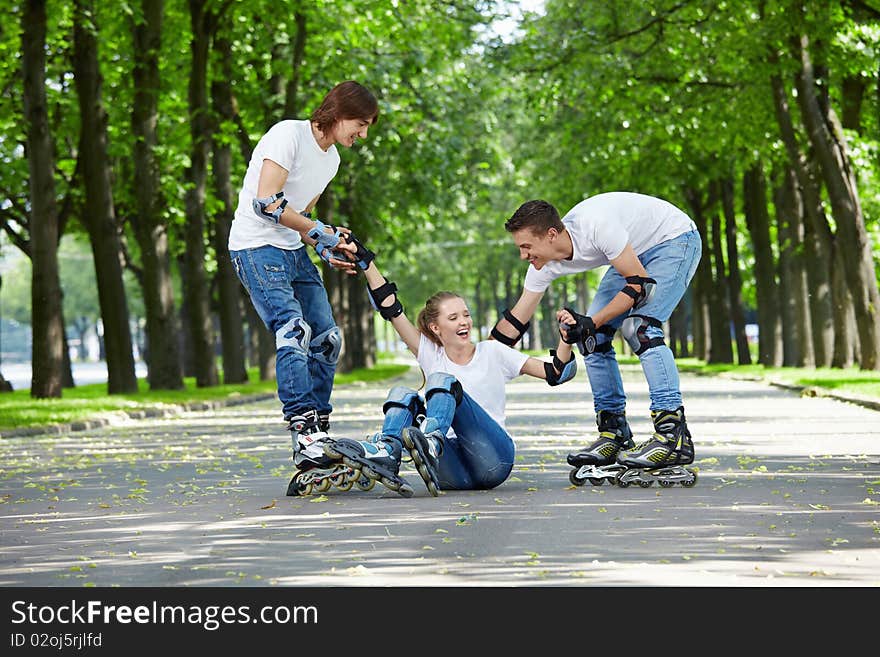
1;364;878;587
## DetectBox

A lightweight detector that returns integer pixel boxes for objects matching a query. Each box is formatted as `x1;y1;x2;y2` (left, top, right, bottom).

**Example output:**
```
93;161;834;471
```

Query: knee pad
276;317;311;354
620;314;665;356
425;372;463;406
309;326;341;364
382;386;425;417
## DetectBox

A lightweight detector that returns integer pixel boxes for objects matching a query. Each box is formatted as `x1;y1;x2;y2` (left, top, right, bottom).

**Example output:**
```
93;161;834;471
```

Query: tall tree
721;177;751;365
71;0;138;393
180;0;220;387
793;33;880;369
707;181;734;364
129;0;183;389
773;164;814;367
743;163;782;367
22;0;64;398
209;32;247;384
768;55;837;367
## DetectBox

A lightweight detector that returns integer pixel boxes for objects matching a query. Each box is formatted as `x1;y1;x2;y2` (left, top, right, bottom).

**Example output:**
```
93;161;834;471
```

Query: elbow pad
490;308;530;346
252;191;287;223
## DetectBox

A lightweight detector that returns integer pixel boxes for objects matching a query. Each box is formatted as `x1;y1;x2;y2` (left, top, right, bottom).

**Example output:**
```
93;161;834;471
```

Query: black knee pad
620;314;665;356
425;372;463;406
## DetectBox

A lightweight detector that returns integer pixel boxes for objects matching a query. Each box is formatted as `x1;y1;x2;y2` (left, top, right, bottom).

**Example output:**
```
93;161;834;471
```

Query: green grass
0;363;409;433
524;349;880;400
675;359;880;399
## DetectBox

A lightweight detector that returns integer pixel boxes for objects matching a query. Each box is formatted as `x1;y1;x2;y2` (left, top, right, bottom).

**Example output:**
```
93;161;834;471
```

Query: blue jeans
380;380;515;490
229;245;340;419
586;229;701;412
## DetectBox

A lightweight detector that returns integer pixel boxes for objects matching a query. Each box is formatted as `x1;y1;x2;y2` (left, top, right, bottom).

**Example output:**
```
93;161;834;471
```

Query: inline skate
322;434;414;497
286;410;368;496
568;411;635;486
400;420;443;497
614;406;698;488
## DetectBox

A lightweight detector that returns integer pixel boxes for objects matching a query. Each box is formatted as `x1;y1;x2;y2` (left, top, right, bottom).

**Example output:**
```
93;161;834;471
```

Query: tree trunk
176;263;195;377
130;0;183;390
22;0;64;398
244;299;275;380
794;35;880;369
61;318;74;388
669;295;690;358
182;0;218;387
707;182;733;363
72;0;138;394
474;278;485;341
683;187;712;362
773;166;813;367
720;177;751;365
841;75;865;136
283;11;307;118
210;35;248;384
743;164;781;367
768;65;836;367
832;262;856;368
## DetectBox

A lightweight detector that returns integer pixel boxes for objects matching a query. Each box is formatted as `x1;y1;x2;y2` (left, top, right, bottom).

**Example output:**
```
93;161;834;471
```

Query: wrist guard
308;220;345;264
343;232;375;270
560;307;597;355
368;279;404;320
544;349;577;386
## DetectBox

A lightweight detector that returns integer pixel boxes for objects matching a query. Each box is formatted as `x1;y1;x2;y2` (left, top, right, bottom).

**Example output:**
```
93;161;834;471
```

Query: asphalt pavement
1;363;878;587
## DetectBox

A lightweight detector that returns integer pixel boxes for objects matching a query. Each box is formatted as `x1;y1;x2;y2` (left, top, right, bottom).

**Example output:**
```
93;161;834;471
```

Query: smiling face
429;296;473;347
332;118;371;147
510;227;559;270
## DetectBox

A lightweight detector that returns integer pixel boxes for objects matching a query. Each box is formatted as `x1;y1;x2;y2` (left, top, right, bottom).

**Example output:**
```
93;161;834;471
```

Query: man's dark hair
504;200;564;234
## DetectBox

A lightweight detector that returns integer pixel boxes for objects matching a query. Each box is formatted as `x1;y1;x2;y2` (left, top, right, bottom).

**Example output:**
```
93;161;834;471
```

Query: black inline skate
568;411;635;486
614;406;697;488
322;434;414;497
286;410;366;496
400;419;443;497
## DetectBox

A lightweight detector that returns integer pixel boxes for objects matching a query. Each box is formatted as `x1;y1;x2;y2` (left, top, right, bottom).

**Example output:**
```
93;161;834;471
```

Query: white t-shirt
416;334;528;434
229;119;341;251
524;192;696;293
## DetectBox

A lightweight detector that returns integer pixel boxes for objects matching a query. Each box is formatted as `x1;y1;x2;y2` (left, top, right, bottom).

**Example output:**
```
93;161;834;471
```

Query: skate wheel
397;482;414;498
616;479;631;488
426;480;439;497
588;477;606;486
382;477;401;491
316;478;331;493
336;480;354;492
638;480;653;488
569;470;587;486
286;477;304;497
329;471;347;486
659;480;675;488
682;472;697;488
355;476;375;491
